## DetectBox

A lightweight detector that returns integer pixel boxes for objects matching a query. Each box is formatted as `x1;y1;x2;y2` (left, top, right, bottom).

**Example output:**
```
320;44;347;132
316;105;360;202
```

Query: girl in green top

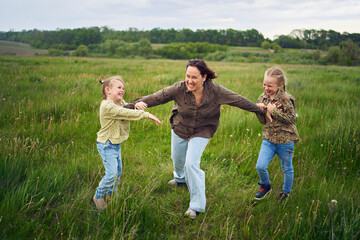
93;76;161;211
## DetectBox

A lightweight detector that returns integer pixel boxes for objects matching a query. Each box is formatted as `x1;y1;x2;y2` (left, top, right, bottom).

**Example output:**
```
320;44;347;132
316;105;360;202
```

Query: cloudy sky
1;0;359;39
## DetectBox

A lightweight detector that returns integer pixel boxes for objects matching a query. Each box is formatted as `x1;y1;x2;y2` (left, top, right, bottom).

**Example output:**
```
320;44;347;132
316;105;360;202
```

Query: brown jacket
127;81;265;140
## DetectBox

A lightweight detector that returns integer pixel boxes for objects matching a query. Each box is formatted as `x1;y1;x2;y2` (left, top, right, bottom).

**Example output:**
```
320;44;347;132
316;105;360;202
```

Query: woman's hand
148;113;162;126
266;109;273;123
256;103;267;111
267;102;276;112
135;101;148;110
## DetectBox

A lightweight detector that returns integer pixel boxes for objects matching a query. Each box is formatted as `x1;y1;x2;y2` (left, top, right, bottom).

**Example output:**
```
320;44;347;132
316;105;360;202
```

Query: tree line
1;27;359;51
1;27;359;65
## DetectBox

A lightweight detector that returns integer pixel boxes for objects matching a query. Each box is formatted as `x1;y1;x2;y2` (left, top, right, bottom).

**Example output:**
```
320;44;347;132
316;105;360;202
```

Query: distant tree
275;35;300;48
261;40;271;49
73;44;88;57
243;29;264;47
339;39;360;66
135;38;153;56
326;46;341;64
272;43;282;53
313;50;321;61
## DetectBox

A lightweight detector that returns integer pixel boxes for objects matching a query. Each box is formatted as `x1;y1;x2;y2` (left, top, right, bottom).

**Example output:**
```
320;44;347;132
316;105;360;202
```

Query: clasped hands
257;102;282;123
135;101;148;110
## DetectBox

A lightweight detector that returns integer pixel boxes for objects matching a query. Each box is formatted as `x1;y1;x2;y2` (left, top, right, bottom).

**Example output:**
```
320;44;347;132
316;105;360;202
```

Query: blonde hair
265;67;287;92
99;76;125;99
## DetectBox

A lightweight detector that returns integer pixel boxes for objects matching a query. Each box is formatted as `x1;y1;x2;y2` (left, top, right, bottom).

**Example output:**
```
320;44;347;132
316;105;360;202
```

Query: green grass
0;56;359;239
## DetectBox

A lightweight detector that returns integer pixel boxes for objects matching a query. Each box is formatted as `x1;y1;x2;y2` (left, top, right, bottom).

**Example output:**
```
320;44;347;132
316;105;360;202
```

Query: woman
127;59;266;219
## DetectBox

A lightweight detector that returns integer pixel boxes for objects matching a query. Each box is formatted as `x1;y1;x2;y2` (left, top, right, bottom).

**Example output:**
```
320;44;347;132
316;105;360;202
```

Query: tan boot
93;196;107;211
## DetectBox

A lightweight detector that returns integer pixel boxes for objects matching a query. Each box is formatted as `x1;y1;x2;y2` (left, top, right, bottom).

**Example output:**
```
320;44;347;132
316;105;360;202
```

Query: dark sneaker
255;183;271;200
277;192;289;201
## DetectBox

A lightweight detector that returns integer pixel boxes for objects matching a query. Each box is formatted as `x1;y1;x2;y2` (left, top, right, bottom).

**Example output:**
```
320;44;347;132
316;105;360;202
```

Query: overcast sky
1;0;359;39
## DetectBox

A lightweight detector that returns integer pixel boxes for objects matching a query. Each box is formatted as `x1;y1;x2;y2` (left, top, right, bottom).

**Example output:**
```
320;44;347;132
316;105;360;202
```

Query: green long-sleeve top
96;100;149;144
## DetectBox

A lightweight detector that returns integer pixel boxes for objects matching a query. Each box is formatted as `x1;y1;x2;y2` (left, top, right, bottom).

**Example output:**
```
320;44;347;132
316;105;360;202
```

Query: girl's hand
148;113;162;126
256;103;267;111
135;101;148;110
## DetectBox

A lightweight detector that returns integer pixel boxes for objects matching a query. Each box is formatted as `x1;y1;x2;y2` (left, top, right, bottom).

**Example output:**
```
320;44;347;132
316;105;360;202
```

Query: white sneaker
184;208;199;219
167;179;185;187
93;196;107;211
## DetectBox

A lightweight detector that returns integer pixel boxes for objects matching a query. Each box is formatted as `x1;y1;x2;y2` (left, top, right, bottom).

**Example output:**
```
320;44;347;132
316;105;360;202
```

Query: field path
0;40;48;56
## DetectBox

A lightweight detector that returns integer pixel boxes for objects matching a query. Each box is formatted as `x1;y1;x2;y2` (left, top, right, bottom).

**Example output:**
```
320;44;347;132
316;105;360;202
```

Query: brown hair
186;59;218;81
265;67;287;92
99;76;125;99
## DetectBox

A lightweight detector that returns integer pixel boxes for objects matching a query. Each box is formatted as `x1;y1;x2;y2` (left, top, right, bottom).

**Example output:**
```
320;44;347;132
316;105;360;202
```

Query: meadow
0;56;359;239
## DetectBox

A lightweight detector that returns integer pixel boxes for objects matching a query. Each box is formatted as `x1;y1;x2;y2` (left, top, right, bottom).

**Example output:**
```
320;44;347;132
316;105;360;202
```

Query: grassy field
0;56;359;239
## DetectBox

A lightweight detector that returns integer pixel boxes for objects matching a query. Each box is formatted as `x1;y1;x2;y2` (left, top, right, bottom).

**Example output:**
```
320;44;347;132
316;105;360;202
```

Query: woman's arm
217;83;266;115
125;82;180;109
256;97;267;124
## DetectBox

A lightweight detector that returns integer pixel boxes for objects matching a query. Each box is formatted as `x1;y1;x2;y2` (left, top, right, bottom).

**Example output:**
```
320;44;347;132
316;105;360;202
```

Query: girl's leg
276;141;294;194
108;143;122;197
185;137;209;213
171;130;188;183
256;140;276;185
95;141;121;199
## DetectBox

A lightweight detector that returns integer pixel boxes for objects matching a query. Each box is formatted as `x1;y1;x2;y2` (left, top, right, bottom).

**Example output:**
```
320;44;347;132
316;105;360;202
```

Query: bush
327;46;340;64
261;40;271;49
72;45;88;57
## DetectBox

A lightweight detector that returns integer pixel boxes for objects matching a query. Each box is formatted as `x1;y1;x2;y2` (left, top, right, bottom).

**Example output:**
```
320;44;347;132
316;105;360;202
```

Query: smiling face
263;75;283;98
106;79;125;103
185;66;207;94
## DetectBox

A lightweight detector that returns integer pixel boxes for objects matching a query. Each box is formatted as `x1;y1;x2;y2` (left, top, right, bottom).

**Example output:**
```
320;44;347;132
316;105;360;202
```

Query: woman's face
185;66;207;93
263;76;282;98
106;79;125;102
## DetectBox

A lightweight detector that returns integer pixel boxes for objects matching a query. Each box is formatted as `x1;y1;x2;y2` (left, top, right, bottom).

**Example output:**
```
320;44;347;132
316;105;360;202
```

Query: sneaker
167;179;186;187
277;192;289;201
184;208;199;219
93;196;107;211
254;183;271;200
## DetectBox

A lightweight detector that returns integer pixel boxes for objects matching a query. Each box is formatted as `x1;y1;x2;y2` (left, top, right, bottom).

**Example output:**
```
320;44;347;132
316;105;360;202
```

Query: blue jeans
171;130;209;213
94;141;122;199
256;139;294;194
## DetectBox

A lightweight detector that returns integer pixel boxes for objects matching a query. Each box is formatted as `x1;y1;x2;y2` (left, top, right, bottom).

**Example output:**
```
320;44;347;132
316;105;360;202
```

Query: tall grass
0;56;359;239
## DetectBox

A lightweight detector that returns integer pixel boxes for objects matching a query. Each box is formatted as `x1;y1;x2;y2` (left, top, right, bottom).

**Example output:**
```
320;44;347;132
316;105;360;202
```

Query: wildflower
331;199;337;205
321;144;323;147
230;135;233;138
258;133;261;137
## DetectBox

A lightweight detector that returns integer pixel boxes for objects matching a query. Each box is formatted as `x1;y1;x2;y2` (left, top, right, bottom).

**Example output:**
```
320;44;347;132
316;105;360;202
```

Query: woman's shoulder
173;81;185;88
206;81;226;93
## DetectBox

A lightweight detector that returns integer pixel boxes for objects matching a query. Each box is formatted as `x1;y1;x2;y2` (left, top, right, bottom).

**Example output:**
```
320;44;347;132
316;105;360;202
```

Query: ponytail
186;59;218;81
98;75;124;99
